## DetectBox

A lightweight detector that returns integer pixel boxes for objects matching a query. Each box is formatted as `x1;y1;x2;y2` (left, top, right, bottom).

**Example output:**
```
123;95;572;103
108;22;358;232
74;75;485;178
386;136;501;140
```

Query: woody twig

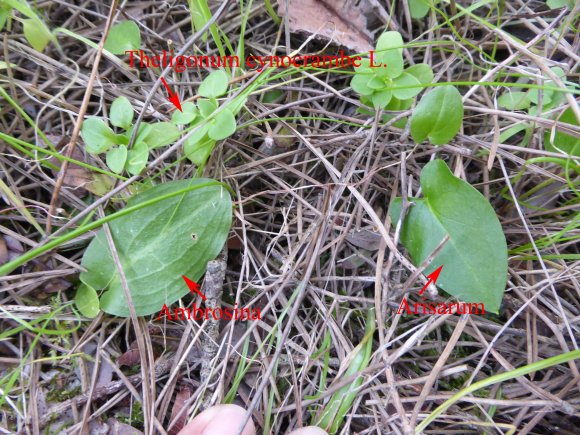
199;246;228;410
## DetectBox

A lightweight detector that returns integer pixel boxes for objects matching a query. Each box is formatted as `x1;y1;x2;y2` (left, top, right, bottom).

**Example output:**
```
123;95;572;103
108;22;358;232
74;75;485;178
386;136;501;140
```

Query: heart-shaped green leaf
79;179;232;316
110;96;134;129
208;109;236;140
199;70;229;99
104;20;141;55
82;117;117;153
375;31;404;79
411;85;464;145
106;145;128;174
390;159;508;313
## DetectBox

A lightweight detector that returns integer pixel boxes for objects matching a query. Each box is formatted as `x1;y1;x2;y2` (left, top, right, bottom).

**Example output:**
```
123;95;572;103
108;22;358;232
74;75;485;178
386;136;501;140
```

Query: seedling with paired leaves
81;96;179;175
172;69;244;166
352;30;464;145
352;31;434;111
497;67;579;156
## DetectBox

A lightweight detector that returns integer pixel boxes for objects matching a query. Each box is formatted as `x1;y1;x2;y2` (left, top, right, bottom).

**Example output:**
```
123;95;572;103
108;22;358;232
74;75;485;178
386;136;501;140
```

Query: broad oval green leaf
375;31;404;79
390;159;507;313
80;179;232;316
106;145;128;174
110;96;134;129
75;283;100;318
410;85;464;145
199;70;229;99
104;20;141;55
82;117;117;153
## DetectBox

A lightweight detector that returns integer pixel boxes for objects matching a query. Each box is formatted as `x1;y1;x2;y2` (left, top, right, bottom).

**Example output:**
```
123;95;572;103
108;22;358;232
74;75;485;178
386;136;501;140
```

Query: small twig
200;247;228;410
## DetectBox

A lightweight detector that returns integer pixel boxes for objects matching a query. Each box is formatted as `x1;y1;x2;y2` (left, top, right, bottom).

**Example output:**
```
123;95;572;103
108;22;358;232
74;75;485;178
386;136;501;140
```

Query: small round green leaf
208;109;236;140
375;31;404;79
371;89;392;109
199;70;229;99
143;122;181;149
171;102;198;125
498;91;531;110
106;145;128;174
351;73;374;96
75;283;100;318
82;117;117;153
392;72;423;100
405;63;434;85
110;96;134;129
80;179;232;316
197;99;218;118
409;0;430;18
389;159;508;313
125;142;149;175
184;135;215;166
411;85;464;145
104;21;141;55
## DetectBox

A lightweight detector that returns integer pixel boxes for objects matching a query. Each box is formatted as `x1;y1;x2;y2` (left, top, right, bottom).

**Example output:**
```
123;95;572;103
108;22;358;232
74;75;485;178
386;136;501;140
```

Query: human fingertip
287;426;329;435
177;404;256;435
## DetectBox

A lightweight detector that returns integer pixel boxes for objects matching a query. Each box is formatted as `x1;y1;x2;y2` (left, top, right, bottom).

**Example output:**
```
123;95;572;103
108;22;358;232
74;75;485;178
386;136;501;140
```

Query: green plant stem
0;132;126;179
415;349;580;433
0;87;56;152
263;0;281;24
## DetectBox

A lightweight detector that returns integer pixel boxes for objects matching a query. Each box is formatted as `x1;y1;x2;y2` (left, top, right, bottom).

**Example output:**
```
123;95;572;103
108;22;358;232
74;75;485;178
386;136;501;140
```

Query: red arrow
419;265;443;296
182;275;205;301
160;77;183;112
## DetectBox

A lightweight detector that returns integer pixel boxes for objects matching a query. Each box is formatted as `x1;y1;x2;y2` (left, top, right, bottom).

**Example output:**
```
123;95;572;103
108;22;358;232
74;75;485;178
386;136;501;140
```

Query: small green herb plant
81;96;179;175
497;67;579;156
172;69;244;166
351;31;434;111
351;30;464;145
